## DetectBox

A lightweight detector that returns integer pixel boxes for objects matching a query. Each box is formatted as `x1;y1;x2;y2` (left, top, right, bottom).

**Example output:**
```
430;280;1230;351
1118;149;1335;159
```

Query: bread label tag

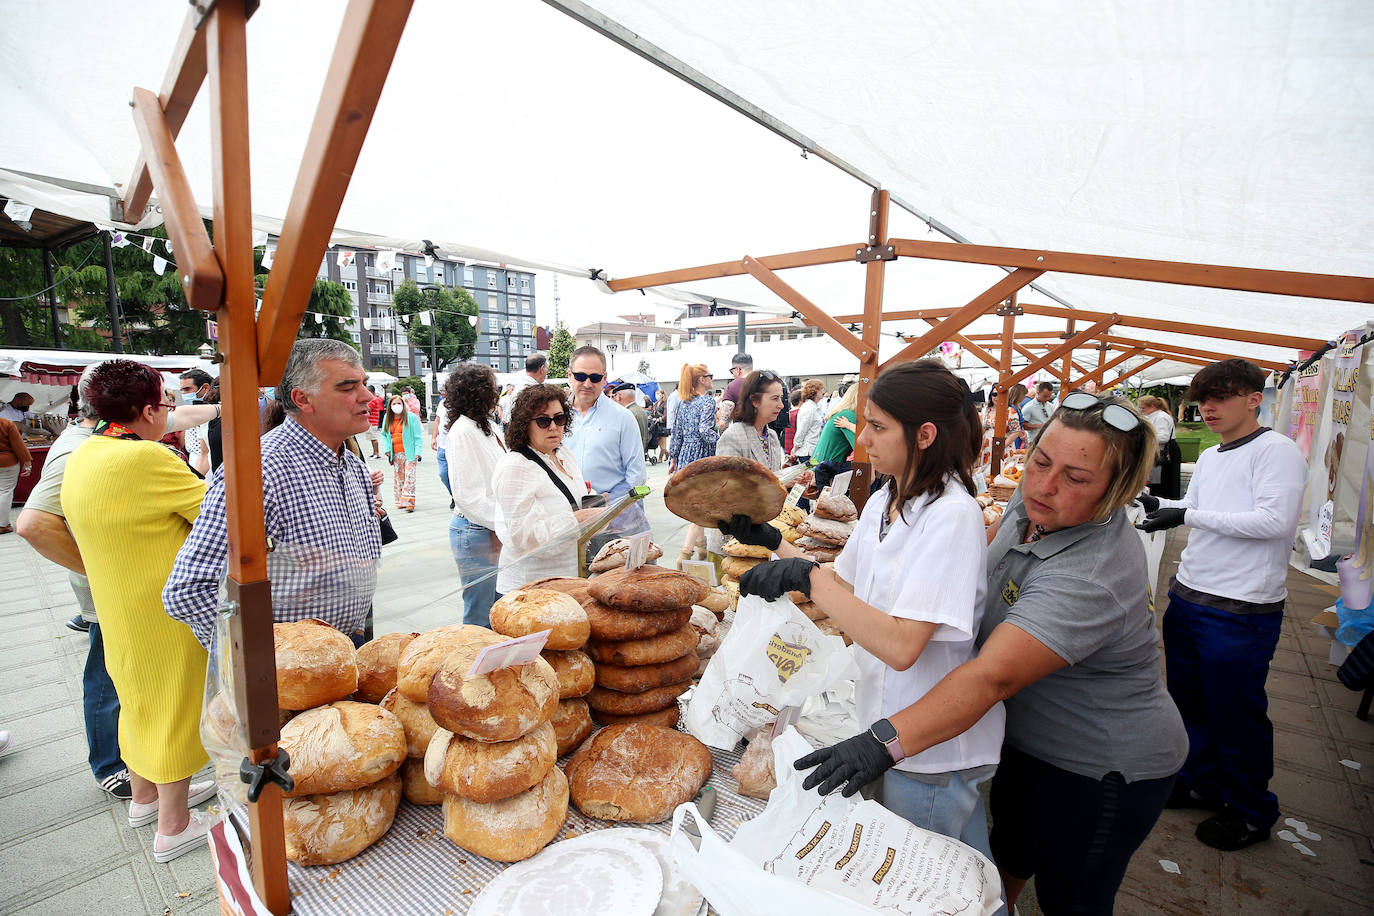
784;483;806;508
828;471;853;499
467;630;552;677
623;531;652;570
681;559;718;587
770;705;801;739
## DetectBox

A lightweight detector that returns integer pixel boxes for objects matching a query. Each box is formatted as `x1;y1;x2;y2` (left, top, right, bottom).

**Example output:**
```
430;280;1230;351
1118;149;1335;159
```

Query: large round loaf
588;566;709;613
722;538;771;559
594;653;699;693
591;705;680;729
396;624;495;702
274;620;358;710
664;455;786;528
551;698;594;757
401;756;444;805
491;589;590;650
524;576;592;602
283;772;401;866
278;701;406;797
442;765;569;862
698;587;729;614
379;688;439;757
796;516;855;545
423;722;556;803
584;601;691;642
542;649;595;699
721;555;766;579
427;642;560;742
354;632;419;704
585;625;700;667
586;681;691;716
814;494;858;522
589;538;664;573
566;724;713;823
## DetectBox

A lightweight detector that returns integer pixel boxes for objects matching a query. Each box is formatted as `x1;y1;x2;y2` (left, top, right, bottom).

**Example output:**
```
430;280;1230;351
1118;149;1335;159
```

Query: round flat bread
794;537;842;562
589;566;708;613
796;516;856;545
566;724;713;824
542;649;595;699
585;625;700;667
585;601;692;642
722;538;771;559
591;705;681;729
720;555;766;579
589;538;664;573
813;494;858;522
524;576;593;602
664;455;786;528
586;681;690;716
594;653;699;693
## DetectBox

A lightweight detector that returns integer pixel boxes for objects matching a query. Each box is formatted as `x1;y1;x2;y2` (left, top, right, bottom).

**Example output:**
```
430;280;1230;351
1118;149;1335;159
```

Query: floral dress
669;394;719;468
979;404;1024;470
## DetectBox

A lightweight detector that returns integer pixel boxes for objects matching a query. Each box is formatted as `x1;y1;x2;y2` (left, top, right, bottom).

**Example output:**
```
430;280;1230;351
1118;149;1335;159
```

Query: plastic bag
684;594;859;749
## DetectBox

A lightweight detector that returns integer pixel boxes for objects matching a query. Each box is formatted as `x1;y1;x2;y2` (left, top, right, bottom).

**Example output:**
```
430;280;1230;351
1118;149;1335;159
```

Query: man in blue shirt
565;345;649;554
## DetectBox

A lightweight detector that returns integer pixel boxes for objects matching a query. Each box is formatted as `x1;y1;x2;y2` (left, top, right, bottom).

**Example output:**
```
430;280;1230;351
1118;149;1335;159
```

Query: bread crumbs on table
175;892;190;898
327;868;341;880
458;857;467;864
462;889;472;895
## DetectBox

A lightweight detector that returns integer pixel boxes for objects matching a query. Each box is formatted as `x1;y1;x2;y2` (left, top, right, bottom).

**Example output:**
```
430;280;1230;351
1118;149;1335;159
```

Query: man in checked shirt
164;339;382;649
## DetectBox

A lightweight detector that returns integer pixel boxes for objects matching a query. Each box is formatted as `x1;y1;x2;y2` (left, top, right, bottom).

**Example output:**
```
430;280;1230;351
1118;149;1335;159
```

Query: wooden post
850;190;889;512
991;301;1018;477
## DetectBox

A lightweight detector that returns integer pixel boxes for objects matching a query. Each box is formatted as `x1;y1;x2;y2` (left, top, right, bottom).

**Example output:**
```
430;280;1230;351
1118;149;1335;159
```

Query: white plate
603;829;705;916
468;833;663;916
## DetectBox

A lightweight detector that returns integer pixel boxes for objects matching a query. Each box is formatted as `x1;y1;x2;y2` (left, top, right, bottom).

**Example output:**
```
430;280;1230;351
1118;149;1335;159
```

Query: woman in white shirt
723;359;1005;862
492;385;602;595
790;378;826;463
443;365;506;626
1139;395;1181;499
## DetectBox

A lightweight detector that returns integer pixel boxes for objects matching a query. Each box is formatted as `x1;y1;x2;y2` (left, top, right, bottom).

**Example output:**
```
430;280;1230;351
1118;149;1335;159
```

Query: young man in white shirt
1137;358;1308;851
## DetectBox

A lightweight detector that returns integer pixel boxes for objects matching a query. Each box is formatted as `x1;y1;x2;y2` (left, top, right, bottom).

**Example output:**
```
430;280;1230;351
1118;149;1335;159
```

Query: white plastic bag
684;594;859;749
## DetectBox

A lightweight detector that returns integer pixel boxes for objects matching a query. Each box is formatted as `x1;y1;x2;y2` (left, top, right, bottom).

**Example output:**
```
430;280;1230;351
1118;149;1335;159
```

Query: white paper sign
467;629;551;676
623;531;652;570
681;559;718;586
784;483;806;508
770;705;801;740
828;471;853;499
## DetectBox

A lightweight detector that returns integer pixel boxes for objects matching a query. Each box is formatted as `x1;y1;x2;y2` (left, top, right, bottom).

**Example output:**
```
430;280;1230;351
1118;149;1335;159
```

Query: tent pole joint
855;244;896;263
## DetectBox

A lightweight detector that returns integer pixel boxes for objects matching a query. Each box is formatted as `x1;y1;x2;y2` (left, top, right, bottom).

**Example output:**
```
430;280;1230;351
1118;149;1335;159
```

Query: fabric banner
109;231;129;248
337;249;355;269
141;236;155;252
261;246;274;269
3;199;34;222
152;255;167;276
417;310;432;327
1306;332;1363;558
1291;350;1322;459
376;248;397;272
251;229;268;247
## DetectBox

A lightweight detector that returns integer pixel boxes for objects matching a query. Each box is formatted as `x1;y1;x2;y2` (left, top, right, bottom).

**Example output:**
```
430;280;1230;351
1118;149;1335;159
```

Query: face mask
391;404;404;414
262;387;276;400
180;393;196;404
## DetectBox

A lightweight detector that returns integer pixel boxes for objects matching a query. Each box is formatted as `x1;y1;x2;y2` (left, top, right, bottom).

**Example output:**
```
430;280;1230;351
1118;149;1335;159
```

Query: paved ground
1;453;1370;914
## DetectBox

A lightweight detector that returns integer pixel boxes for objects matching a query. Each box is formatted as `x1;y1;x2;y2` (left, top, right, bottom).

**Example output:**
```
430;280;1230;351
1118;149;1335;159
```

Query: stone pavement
1;453;1371;914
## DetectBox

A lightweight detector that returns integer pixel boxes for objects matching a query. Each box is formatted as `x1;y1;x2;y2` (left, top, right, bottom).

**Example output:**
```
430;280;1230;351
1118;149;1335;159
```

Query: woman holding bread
768;388;1187;916
61;360;217;863
706;370;789;562
668;363;719;567
492;385;603;595
723;359;1004;864
443;364;505;626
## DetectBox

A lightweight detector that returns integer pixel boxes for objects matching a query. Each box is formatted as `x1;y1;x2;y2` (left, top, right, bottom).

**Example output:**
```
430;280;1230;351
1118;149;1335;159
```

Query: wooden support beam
1061;319;1075;383
889;237;1374;304
850;189;889;512
965;331;1068;343
1012;342;1041;364
1003;318;1118;389
129;87;223;311
881;268;1043;370
991;306;1017;477
741;256;867;361
121;11;207;223
918;319;1001;369
1099;358;1162;391
609;244;862;293
1018;302;1326;352
832;306;962;324
1139;346;1287;373
1069;344;1147;388
1100;333;1288;372
256;0;414;385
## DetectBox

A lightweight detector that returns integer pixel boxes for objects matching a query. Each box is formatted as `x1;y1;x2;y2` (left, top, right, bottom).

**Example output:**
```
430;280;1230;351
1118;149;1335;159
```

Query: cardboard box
1312;609;1351;666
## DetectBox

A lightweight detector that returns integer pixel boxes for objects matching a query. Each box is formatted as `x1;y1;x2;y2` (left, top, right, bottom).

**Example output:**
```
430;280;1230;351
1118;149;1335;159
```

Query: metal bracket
240;749;294;803
995;301;1025;317
190;1;259;30
854;245;896;264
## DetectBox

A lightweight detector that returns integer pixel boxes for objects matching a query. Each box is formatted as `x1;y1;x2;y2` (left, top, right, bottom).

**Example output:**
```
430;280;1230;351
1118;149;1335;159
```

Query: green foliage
0;240;110;349
548;323;575;379
393;279;477;369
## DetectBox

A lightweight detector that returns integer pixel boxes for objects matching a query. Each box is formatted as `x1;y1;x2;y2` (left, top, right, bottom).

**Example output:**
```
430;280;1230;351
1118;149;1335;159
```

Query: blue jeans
82;621;124;780
1163;591;1284;828
876;764;996;864
436;447;452;496
449;515;498;627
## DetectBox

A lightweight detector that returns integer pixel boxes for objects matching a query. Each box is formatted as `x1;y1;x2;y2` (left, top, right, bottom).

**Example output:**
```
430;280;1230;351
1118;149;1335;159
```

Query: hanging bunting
152;255;168;276
142;237;155;252
417;311;432;327
110;232;129;248
376;248;397;272
3;200;34;222
262;246;274;269
163;238;174;256
252;229;268;247
338;249;356;270
423;254;433;268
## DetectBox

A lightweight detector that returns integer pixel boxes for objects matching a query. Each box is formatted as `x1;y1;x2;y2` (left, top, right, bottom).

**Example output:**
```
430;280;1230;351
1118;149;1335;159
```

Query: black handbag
378;510;399;545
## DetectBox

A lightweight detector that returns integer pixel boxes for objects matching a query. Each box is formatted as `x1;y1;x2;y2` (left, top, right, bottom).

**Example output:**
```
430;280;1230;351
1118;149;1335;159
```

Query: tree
1;238;118;349
392;279;477;369
256;270;356;347
548;323;575;379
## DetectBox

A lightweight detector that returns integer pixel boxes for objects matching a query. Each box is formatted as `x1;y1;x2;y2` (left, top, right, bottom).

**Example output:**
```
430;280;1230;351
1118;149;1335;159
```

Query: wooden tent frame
122;3;1372;912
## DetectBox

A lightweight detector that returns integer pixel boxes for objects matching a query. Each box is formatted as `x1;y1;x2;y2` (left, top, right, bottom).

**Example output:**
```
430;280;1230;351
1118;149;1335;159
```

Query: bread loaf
274;619;358;710
490;589;590;650
396;624;495;702
523;576;592;602
585;600;691;642
771;505;806;528
795;537;842;562
731;730;777;799
278;701;406;797
424;722;556;803
664;455;786;528
589;538;664;573
401;756;444;805
697;587;729;614
541;649;595;699
690;607;722;659
283;772;401;866
550;698;594;757
427;642;560;742
594;653;698;693
814;494;858;522
721;555;766;579
722;538;771;559
591;705;680;729
793;600;827;622
442;765;568;862
586;681;690;716
588;565;709;613
379;688;439;758
585;625;700;667
796;516;855;545
354;631;419;704
566;724;713;823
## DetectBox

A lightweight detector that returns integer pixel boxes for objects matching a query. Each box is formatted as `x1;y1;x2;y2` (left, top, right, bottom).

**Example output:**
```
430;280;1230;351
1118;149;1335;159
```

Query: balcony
370;342;397;355
368;290;392;303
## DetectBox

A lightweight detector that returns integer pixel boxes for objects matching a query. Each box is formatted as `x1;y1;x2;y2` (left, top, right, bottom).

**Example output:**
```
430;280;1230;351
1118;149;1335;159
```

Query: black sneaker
1164;783;1224;811
1196;809;1270;851
99;769;133;800
65;615;90;633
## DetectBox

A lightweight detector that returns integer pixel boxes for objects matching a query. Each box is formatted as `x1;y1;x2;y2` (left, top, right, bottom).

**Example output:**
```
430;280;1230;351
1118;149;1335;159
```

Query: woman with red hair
668;363;718;567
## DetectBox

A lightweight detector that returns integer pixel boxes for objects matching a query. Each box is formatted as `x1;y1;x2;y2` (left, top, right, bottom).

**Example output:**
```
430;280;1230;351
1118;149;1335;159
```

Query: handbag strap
519;446;578;510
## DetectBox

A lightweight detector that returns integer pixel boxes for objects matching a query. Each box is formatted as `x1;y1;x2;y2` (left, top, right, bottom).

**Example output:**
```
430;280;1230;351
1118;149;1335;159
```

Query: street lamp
418;284;441;413
606;341;618;373
196;341;214;361
501;321;514;372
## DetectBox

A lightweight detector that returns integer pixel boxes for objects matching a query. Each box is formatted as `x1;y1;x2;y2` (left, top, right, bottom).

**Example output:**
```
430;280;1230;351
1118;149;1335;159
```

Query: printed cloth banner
163;238;174;255
3;200;34;222
417;311;432;327
1291;351;1323;460
110;231;129;248
376;248;397;272
141;236;155;252
261;246;274;269
1307;331;1363;559
337;249;355;270
152;255;168;276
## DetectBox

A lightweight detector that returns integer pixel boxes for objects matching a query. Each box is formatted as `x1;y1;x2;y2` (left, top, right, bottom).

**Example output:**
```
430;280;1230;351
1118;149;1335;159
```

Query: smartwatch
869;718;905;764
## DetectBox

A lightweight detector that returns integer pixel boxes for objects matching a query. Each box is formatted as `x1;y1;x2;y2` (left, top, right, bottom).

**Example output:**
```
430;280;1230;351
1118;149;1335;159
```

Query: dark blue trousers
1163;591;1283;828
82;621;124;780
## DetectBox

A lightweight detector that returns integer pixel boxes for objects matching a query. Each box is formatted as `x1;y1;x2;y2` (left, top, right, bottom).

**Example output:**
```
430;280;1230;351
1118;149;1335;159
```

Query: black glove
738;557;818;601
1136;492;1160;513
1136;507;1186;533
794;729;895;796
717;512;782;551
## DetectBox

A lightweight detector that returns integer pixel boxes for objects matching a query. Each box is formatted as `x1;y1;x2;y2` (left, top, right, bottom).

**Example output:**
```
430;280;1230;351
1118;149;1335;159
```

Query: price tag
828;470;853;499
770;705;801;739
623;531;652;570
467;629;551;677
681;559;718;586
784;482;806;508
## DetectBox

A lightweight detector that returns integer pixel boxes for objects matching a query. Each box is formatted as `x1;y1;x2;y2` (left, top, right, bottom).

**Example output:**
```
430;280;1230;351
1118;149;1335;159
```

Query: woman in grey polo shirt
796;392;1187;916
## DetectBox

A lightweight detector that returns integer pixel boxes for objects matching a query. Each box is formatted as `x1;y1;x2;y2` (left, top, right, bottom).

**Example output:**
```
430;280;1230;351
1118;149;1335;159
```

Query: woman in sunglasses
787;388;1187;916
491;385;603;595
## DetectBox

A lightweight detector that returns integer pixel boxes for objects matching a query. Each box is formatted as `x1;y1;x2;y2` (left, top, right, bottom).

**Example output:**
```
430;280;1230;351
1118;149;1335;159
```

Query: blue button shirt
566;396;649;534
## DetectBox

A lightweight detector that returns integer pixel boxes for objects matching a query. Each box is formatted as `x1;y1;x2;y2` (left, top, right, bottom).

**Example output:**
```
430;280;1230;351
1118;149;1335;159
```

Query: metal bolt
856;249;863;256
1037;256;1044;262
871;210;877;216
869;235;876;241
183;275;190;287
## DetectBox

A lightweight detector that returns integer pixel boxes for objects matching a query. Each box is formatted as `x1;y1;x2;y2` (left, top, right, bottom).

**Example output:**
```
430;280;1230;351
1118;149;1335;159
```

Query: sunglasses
532;413;569;429
1059;391;1141;432
571;372;605;384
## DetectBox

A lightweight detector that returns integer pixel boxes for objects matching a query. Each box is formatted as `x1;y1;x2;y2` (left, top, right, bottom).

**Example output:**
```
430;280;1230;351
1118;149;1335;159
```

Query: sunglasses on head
571;372;605;384
1058;391;1141;432
532;413;569;429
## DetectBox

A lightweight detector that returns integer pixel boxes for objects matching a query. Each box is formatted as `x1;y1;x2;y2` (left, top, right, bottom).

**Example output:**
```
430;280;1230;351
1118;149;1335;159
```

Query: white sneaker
128;780;217;828
153;809;214;863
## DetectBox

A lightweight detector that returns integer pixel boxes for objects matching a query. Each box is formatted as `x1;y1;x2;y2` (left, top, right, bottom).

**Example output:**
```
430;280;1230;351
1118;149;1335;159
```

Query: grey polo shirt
23;424;98;621
980;491;1187;782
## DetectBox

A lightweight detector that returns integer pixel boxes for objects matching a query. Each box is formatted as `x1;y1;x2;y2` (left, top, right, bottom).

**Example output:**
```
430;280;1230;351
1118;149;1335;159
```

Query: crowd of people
2;339;1309;909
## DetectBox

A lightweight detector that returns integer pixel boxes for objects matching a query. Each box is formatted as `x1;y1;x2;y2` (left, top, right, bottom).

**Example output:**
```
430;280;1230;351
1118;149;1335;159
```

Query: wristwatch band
870;718;905;764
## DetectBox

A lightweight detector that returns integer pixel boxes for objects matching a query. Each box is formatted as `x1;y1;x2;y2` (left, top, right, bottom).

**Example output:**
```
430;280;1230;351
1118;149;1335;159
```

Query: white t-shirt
1146;410;1174;444
834;480;1005;775
492;445;587;594
445;414;506;528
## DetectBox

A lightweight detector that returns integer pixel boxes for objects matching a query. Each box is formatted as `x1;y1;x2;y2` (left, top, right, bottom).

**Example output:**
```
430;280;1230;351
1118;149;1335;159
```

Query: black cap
612;382;637;394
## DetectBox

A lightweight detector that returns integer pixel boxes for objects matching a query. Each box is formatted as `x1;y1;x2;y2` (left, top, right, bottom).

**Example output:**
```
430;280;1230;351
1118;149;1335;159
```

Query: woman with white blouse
1139;395;1182;499
443;364;506;626
492;385;602;595
789;378;826;464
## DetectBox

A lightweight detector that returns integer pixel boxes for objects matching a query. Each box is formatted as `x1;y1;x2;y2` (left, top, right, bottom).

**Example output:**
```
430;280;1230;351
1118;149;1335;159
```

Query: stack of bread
766;504;806;545
793;492;858;562
271;620;408;866
578;565;708;729
975;492;1005;529
587;537;663;575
